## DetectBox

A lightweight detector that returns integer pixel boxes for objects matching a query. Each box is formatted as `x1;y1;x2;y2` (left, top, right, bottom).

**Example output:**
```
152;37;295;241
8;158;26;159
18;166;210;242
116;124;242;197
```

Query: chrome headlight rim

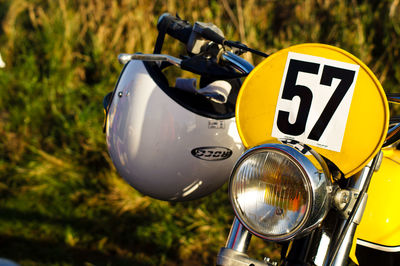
229;143;331;242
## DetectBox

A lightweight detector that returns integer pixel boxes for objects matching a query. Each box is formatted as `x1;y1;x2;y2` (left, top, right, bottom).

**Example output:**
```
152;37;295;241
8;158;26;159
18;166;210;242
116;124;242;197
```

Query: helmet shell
106;60;244;201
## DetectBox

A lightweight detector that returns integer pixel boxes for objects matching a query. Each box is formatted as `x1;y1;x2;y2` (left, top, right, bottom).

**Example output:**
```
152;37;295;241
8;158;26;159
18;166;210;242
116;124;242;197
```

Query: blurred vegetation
0;0;400;265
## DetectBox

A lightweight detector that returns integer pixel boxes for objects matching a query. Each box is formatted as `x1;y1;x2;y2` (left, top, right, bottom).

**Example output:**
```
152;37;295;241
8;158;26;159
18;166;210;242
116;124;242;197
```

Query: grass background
1;0;400;265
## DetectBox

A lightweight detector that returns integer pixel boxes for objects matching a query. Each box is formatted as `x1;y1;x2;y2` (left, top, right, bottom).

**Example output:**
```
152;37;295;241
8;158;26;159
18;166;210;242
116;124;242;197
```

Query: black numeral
308;65;355;141
277;59;320;135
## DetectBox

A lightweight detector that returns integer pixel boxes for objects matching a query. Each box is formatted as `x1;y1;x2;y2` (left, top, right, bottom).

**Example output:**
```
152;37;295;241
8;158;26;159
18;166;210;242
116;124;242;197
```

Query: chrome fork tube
331;201;368;266
330;194;369;266
225;217;252;253
328;153;380;266
217;218;272;266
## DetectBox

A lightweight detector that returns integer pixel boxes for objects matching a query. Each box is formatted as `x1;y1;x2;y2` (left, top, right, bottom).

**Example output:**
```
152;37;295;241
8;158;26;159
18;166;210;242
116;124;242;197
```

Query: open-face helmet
104;59;244;201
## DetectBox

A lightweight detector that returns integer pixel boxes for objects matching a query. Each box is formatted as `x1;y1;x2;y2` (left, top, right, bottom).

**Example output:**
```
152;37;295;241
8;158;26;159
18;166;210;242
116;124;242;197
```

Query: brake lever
223;40;269;58
118;53;182;67
198;27;269;58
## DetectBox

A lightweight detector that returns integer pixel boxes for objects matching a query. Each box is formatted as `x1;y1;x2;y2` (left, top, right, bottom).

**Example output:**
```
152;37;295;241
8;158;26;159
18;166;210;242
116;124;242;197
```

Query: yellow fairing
350;148;400;263
236;43;389;177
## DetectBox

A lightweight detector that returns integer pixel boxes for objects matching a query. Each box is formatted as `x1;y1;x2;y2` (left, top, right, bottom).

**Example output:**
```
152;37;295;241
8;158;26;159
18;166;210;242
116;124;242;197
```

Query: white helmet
104;59;244;201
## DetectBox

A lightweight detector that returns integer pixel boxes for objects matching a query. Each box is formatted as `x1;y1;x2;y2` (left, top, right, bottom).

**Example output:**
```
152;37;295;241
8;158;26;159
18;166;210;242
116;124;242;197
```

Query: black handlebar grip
157;13;193;44
199;28;225;45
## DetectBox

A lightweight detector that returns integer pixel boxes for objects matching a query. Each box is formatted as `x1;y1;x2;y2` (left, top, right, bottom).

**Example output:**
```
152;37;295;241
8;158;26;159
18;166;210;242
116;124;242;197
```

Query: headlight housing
229;143;332;241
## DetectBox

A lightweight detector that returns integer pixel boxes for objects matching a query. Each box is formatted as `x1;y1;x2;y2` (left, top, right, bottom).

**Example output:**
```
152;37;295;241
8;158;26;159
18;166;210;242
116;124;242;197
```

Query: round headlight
229;143;331;241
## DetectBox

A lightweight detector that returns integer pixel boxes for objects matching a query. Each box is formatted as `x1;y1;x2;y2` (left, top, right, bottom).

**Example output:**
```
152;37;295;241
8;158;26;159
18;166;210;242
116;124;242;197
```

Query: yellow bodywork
350;147;400;263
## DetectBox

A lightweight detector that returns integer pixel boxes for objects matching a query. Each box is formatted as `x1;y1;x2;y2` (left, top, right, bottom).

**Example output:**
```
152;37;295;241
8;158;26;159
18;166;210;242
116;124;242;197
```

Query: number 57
276;58;356;142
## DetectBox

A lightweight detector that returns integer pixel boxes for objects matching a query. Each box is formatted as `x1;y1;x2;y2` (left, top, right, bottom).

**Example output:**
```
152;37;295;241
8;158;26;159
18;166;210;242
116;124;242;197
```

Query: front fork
217;217;331;266
217;217;274;266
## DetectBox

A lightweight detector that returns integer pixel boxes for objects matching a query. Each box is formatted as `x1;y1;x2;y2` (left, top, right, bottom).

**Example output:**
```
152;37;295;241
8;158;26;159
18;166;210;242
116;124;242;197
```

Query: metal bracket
333;188;362;219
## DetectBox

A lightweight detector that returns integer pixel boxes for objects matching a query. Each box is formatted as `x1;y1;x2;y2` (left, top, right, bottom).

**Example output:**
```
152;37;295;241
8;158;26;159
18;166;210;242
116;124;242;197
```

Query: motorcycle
216;44;400;266
103;13;400;265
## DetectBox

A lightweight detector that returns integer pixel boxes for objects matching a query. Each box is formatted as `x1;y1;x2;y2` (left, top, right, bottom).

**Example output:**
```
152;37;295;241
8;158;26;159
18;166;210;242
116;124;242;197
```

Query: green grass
1;0;400;265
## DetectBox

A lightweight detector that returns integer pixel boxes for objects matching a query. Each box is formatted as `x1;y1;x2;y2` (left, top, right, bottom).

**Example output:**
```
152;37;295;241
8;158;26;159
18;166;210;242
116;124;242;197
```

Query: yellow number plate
236;43;389;177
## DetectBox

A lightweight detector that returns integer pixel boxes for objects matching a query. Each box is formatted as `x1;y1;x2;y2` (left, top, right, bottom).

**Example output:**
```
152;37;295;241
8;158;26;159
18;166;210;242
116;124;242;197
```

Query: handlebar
386;93;400;104
118;51;253;77
157;13;268;58
384;93;400;147
157;13;193;44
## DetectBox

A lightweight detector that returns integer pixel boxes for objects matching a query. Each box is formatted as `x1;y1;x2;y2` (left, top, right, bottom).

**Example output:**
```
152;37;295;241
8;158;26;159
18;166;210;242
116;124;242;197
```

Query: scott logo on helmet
191;147;233;161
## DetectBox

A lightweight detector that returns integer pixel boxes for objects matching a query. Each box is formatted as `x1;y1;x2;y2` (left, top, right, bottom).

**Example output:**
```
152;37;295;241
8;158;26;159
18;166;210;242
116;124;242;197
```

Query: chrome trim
229;143;332;241
331;222;358;266
225;217;252;253
386;122;400;141
331;193;368;266
221;51;254;74
118;53;182;66
333;188;368;219
386;93;400;104
313;231;331;266
353;193;368;224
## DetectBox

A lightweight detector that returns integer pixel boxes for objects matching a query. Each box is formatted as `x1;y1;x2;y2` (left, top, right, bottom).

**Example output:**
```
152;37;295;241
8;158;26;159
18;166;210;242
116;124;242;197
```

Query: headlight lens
229;144;330;241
